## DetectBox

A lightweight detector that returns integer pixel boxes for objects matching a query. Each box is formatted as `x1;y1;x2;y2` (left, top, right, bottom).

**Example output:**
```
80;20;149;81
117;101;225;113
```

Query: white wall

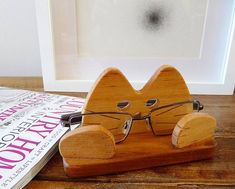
0;0;42;76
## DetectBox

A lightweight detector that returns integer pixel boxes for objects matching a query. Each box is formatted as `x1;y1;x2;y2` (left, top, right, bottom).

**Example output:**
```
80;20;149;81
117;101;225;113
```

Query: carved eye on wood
146;99;158;107
117;101;130;110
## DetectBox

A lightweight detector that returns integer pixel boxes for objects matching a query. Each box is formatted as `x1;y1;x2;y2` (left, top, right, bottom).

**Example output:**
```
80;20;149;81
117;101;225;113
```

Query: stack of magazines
0;87;84;188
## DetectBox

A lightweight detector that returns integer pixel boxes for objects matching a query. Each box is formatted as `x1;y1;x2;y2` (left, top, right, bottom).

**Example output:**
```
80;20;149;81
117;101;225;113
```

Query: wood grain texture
59;125;116;159
30;138;235;185
0;77;43;91
172;113;216;148
62;133;215;178
25;180;234;189
83;65;192;136
1;77;234;188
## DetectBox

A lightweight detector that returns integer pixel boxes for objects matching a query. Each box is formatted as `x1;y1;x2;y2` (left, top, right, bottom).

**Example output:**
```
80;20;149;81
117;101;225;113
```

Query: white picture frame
35;0;235;94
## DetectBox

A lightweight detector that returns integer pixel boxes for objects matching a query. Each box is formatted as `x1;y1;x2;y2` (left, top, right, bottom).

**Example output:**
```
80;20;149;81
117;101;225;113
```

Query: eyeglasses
61;100;203;144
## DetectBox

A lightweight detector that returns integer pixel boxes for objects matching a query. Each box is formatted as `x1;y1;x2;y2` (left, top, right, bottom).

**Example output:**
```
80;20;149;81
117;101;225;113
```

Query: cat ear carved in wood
82;65;193;135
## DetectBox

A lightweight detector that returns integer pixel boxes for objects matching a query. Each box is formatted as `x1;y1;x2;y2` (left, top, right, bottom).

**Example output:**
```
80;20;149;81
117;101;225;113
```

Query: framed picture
35;0;235;94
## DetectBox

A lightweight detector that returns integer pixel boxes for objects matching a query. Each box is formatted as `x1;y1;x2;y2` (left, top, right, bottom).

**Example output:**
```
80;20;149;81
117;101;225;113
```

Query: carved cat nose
133;112;141;119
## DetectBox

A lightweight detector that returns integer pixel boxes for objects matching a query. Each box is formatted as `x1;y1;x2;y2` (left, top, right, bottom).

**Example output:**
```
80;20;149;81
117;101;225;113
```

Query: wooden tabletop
1;77;234;188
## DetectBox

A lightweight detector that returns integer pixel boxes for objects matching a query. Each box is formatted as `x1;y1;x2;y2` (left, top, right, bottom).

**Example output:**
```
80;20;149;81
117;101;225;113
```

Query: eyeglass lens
82;113;133;143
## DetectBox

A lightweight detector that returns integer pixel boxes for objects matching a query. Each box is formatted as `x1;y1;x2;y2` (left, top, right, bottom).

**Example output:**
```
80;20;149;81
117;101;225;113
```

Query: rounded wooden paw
59;125;116;159
172;112;216;148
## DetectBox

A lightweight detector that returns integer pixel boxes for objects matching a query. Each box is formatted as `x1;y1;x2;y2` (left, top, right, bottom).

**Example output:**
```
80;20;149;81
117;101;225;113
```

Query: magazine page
0;88;63;131
0;88;85;188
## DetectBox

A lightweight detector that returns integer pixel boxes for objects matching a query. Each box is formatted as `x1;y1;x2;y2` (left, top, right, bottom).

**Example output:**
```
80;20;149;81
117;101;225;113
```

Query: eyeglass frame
60;100;203;144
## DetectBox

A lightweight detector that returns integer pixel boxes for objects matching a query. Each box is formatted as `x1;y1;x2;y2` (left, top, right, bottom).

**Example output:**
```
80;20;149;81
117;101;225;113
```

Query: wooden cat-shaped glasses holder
59;65;216;178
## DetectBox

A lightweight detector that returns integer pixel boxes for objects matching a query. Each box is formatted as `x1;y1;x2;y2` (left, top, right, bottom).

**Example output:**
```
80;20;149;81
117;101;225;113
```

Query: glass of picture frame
36;0;235;94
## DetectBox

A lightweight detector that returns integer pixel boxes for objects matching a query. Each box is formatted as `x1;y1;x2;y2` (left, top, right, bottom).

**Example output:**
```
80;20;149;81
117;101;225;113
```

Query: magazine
0;87;85;188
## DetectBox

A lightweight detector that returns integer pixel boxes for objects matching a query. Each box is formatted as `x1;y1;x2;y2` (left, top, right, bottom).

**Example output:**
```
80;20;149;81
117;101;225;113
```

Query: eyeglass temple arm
60;111;83;127
152;100;204;112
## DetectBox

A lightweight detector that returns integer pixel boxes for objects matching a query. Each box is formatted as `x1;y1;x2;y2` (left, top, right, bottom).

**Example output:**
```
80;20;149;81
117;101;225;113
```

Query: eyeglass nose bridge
131;115;153;134
132;112;151;120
